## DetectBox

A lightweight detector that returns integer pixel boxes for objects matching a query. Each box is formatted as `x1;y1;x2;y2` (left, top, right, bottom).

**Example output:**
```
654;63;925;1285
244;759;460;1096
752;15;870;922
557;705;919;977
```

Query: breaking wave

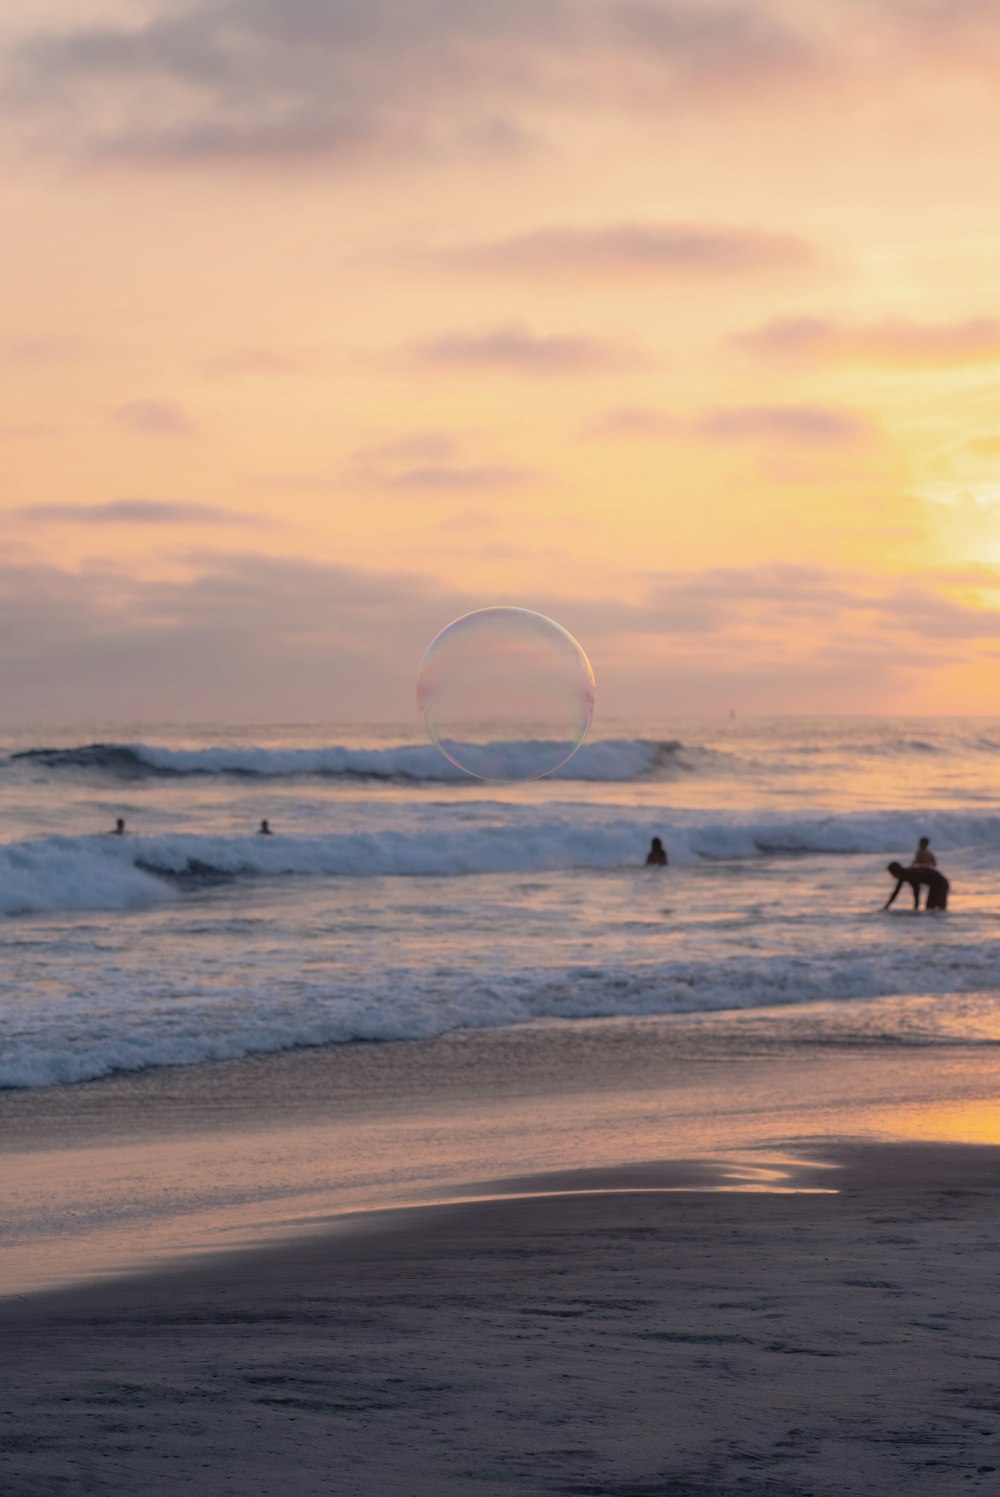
2;807;999;915
8;738;687;783
4;946;1000;1090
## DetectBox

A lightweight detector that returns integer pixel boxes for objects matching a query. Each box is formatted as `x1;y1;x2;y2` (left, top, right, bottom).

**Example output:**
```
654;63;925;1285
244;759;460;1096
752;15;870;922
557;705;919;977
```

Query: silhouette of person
258;819;273;836
912;836;936;868
884;861;949;912
112;818;126;836
646;837;668;867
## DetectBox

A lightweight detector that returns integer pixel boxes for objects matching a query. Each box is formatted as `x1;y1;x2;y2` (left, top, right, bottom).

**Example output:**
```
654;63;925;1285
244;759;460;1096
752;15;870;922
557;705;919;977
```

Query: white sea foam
11;725;1000;785
1;806;997;915
9;737;680;782
0;838;178;916
2;942;999;1090
3;717;997;1093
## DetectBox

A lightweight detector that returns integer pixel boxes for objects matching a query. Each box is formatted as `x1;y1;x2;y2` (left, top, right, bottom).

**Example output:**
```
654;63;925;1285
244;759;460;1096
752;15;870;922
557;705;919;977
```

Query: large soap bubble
417;606;596;781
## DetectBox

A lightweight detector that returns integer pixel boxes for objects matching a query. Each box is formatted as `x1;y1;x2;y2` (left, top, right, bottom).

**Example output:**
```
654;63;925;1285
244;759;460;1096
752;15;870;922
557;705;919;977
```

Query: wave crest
2;808;998;915
9;738;685;783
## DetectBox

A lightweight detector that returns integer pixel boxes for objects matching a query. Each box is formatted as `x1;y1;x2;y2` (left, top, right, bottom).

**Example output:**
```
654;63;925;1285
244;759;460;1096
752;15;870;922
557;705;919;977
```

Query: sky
3;0;1000;724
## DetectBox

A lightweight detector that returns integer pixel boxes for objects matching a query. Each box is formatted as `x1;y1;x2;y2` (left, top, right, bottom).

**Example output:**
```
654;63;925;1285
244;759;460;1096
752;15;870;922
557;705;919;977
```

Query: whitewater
2;716;999;1089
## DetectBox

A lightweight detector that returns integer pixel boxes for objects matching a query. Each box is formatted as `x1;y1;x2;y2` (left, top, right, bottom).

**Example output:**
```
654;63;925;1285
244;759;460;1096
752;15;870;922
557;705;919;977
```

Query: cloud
5;337;88;364
378;465;534;493
353;432;460;465
113;400;198;436
450;222;816;278
0;552;469;720
3;0;823;170
590;402;875;446
734;315;1000;366
872;0;1000;60
12;500;273;528
0;550;997;720
411;324;644;375
10;1;1000;174
697;404;876;445
347;432;535;493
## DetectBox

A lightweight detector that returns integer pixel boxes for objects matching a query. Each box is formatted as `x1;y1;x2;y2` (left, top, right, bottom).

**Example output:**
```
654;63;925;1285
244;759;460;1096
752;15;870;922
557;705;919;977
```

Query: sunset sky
3;0;1000;723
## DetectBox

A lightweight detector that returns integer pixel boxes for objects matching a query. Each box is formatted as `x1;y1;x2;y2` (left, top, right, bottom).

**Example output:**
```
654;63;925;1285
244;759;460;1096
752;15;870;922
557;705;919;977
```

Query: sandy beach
4;1003;1000;1494
4;1142;1000;1495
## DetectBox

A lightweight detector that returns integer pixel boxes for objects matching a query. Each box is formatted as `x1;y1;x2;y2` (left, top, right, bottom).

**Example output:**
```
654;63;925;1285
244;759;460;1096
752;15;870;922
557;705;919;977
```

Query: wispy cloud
450;222;815;278
113;400;198;436
734;315;1000;366
411;324;644;375
698;404;875;445
353;432;460;465
348;431;535;492
13;500;273;528
378;464;534;493
591;402;875;446
5;337;88;364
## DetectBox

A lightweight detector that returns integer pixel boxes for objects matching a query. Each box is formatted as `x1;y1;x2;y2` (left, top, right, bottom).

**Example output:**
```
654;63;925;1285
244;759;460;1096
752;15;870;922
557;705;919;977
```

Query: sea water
2;716;999;1090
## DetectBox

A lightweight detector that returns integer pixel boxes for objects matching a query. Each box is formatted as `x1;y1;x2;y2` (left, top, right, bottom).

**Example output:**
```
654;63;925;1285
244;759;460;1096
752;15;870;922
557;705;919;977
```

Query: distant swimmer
112;817;126;836
884;861;949;912
912;836;937;868
258;819;273;836
646;837;668;867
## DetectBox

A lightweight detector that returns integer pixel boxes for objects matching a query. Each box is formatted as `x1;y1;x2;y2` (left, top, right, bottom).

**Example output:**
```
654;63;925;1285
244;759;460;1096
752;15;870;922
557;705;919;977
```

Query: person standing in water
912;836;936;868
884;861;949;911
258;820;273;836
111;818;126;836
646;837;668;866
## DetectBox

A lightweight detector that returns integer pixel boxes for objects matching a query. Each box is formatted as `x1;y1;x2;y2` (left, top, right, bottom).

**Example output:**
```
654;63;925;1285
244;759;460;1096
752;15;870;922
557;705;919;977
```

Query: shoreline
5;1141;1000;1495
4;997;1000;1298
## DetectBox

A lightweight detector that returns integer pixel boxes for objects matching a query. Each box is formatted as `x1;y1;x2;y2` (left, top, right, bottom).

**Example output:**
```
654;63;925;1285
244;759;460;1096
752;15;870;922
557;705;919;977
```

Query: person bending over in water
884;861;949;911
258;819;272;836
912;836;936;868
646;837;668;867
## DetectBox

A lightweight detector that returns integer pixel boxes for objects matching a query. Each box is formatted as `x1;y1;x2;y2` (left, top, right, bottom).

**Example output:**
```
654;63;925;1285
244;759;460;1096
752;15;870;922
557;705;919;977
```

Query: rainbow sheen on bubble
417;607;596;782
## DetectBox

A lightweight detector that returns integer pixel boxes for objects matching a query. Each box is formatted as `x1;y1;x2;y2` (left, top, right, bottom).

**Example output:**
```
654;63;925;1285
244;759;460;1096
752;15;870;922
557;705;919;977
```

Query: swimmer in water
646;836;668;867
258;819;272;835
884;861;949;911
912;836;936;868
112;818;126;836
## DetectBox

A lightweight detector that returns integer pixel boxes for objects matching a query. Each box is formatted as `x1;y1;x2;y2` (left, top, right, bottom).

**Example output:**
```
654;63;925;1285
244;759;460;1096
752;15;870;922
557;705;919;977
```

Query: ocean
2;716;1000;1091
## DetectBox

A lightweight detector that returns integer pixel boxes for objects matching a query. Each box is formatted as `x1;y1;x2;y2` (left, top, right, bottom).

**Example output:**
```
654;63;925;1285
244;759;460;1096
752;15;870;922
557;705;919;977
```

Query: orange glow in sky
2;0;1000;721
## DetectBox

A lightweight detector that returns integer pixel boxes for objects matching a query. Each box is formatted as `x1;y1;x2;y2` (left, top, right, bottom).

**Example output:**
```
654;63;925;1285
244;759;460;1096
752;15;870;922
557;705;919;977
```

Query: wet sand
4;1142;1000;1496
4;1006;1000;1493
5;1004;1000;1297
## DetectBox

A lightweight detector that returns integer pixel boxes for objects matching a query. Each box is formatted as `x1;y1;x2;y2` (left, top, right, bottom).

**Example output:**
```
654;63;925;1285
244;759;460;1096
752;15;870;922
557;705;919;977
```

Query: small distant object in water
112;817;126;836
258;819;273;836
729;708;736;719
884;861;949;912
646;836;668;867
912;836;936;868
